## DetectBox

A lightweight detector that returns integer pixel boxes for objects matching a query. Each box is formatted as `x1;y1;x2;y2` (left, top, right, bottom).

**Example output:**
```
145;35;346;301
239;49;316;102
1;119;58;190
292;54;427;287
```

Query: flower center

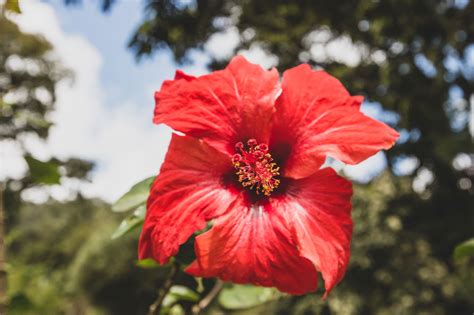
232;139;280;196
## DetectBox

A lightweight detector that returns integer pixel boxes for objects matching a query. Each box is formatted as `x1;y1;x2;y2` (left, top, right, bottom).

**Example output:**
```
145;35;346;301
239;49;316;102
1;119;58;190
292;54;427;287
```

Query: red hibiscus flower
139;56;399;297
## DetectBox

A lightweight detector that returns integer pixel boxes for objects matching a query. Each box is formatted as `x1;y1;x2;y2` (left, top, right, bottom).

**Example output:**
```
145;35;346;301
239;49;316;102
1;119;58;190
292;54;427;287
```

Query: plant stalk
191;280;224;315
0;185;7;315
148;261;180;315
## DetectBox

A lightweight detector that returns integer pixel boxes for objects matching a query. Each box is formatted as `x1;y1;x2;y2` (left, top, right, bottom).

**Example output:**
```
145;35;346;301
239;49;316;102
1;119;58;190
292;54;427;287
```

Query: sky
1;0;395;203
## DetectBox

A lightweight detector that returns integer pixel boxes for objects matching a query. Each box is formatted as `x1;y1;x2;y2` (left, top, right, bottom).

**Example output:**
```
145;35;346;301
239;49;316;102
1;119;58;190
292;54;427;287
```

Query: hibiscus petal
138;134;237;264
154;56;280;155
186;197;318;295
282;168;353;297
271;64;399;179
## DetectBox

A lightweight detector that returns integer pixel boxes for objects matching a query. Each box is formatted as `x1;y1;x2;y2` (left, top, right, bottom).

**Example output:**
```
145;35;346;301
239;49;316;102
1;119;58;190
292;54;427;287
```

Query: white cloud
343;152;388;183
7;0;172;202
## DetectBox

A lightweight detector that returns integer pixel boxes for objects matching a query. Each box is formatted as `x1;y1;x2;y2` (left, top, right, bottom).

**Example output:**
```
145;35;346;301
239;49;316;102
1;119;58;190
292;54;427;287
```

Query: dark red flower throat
232;139;281;196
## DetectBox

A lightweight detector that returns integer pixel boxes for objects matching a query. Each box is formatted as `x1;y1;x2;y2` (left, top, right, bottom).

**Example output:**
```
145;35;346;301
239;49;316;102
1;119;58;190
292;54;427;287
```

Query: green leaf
135;258;161;269
218;284;281;310
25;155;61;185
5;0;21;14
111;206;145;239
112;176;155;212
454;238;474;260
160;304;185;315
163;285;200;306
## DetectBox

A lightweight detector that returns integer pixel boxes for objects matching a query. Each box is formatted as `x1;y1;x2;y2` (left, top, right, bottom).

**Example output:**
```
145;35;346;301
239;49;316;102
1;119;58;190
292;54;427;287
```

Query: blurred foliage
0;15;58;141
7;198;168;315
0;14;93;209
0;11;93;314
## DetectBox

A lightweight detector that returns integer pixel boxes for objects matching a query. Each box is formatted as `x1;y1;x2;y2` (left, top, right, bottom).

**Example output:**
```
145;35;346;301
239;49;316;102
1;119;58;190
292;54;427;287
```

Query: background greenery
1;0;473;314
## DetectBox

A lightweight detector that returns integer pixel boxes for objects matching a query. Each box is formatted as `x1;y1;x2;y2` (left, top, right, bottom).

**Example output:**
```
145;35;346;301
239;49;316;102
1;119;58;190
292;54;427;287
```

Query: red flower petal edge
154;56;280;155
271;64;399;179
185;196;319;295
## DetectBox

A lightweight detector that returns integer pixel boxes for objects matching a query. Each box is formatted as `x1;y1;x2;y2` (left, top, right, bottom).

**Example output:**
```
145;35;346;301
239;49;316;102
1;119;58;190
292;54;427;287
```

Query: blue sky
50;0;190;111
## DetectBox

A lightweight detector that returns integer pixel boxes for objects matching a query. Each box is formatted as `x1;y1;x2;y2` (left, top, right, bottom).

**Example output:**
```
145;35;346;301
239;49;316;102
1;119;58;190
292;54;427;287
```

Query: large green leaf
25;155;61;185
454;238;474;260
112;176;155;212
111;206;145;239
218;285;281;310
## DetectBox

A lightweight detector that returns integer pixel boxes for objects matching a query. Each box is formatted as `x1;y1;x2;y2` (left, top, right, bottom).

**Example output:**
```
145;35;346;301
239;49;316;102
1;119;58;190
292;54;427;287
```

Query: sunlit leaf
5;0;21;14
25;155;61;185
112;176;154;212
111;206;145;239
135;258;161;269
218;284;281;310
454;238;474;260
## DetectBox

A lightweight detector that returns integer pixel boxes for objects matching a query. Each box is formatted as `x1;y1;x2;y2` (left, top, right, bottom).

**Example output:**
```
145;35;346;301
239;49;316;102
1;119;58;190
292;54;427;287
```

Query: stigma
232;139;280;196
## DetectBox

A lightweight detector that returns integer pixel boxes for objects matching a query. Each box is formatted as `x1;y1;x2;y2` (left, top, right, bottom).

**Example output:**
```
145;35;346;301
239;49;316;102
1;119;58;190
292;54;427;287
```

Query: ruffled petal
186;197;318;295
282;168;353;297
271;64;399;179
154;56;280;155
138;134;237;264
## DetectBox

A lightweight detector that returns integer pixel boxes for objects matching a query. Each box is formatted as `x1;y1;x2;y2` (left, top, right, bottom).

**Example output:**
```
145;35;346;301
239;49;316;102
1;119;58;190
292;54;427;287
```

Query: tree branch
0;185;7;315
148;261;180;315
191;280;224;315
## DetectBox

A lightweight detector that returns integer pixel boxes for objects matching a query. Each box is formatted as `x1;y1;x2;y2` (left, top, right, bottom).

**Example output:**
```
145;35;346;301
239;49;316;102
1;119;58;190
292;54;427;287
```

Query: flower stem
191;279;224;315
148;261;180;315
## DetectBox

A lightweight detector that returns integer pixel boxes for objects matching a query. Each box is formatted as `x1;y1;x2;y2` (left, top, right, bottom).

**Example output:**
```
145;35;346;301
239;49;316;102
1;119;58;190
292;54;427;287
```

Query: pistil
232;139;280;196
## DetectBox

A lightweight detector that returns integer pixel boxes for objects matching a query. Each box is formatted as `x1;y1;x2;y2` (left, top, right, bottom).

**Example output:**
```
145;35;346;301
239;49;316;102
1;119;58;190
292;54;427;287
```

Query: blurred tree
11;195;243;315
7;198;171;315
0;10;93;312
64;0;474;313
